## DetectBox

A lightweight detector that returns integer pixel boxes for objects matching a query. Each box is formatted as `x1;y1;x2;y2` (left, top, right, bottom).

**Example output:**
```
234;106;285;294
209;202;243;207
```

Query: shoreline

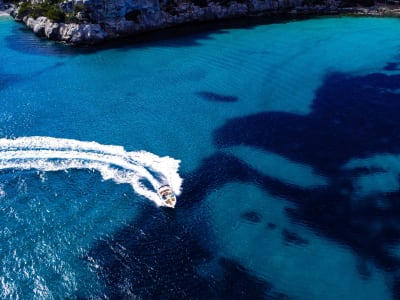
0;11;10;17
6;2;400;45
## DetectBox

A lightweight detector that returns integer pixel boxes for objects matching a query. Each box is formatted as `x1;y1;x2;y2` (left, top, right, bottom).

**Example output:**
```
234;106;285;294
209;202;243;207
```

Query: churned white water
0;136;182;206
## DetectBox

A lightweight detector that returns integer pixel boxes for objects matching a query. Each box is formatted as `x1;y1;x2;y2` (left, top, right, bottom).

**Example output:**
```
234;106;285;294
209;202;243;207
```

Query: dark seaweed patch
241;210;262;223
384;62;400;71
282;229;309;246
356;258;372;280
218;258;290;300
0;73;22;91
0;62;63;92
212;70;400;282
196;91;239;102
214;72;400;174
87;206;214;298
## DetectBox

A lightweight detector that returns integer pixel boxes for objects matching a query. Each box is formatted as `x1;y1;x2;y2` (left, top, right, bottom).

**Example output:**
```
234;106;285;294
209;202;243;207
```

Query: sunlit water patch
224;145;328;188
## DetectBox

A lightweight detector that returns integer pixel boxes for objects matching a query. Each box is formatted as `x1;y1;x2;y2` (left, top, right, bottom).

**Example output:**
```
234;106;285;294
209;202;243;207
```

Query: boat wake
0;136;182;206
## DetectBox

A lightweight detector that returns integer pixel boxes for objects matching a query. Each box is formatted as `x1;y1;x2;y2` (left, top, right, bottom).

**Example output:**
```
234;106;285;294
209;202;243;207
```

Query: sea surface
1;14;400;299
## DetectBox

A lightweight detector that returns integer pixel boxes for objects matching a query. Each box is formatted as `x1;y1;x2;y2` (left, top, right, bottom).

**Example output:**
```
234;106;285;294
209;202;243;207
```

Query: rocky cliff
5;0;387;44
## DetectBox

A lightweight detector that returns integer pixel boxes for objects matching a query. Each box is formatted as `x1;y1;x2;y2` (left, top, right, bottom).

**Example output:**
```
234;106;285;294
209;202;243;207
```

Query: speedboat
157;185;177;208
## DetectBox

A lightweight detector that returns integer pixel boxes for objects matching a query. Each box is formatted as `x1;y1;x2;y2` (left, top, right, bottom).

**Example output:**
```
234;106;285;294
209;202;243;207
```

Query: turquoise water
2;15;400;298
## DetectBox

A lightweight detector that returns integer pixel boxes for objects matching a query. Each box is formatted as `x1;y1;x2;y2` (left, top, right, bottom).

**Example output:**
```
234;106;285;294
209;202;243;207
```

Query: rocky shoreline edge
2;2;400;45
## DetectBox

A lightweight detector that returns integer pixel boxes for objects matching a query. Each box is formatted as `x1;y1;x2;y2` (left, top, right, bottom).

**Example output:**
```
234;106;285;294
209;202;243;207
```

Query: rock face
23;16;108;43
11;0;341;44
60;23;108;43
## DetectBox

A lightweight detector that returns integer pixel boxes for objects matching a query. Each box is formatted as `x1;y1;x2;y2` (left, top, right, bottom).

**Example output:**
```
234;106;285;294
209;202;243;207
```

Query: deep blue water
2;14;400;299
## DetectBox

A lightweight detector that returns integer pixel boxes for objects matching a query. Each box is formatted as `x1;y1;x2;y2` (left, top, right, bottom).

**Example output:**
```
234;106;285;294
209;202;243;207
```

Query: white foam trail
0;137;183;207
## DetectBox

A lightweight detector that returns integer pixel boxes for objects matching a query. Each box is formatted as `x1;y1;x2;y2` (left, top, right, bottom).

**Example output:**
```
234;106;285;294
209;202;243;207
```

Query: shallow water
1;15;400;299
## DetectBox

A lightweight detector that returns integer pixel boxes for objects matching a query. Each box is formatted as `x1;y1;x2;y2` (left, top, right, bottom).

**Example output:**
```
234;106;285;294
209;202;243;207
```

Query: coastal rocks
103;18;137;36
340;5;400;16
60;23;108;43
1;4;15;17
15;0;306;44
24;16;108;43
45;22;64;39
9;5;21;21
25;16;47;36
60;0;249;38
91;1;248;40
247;0;275;12
85;0;148;21
11;0;400;45
12;0;337;44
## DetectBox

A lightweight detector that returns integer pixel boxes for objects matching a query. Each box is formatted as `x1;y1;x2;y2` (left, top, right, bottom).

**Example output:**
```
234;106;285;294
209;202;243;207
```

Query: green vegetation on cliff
16;0;90;23
18;1;66;22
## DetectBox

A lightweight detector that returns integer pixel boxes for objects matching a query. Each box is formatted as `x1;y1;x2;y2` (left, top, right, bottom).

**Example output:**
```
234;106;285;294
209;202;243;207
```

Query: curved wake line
0;136;183;207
